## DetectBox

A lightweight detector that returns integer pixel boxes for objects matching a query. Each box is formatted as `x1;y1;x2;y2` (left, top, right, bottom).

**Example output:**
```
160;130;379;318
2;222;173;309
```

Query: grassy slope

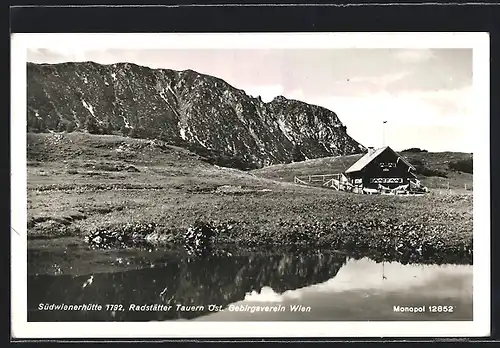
251;151;473;191
27;132;472;263
27;132;328;232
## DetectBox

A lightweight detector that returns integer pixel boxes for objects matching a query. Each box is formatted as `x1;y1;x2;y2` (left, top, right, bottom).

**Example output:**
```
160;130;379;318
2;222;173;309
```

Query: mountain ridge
27;61;366;169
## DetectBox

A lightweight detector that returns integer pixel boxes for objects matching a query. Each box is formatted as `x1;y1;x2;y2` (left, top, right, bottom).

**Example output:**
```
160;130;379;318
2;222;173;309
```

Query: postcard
11;32;490;338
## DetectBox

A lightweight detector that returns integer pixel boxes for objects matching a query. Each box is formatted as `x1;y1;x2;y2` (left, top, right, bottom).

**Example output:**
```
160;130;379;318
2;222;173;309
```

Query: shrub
56;119;76;133
84;115;100;134
102;119;114;134
56;120;67;132
402;148;428;153
120;125;130;136
414;164;447;178
448;158;473;174
409;158;424;166
28;116;45;132
128;128;137;138
84;222;160;249
66;121;76;133
129;127;148;138
292;144;306;162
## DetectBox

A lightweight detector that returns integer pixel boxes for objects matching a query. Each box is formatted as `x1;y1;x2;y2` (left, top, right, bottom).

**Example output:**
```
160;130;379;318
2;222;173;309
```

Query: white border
11;32;490;339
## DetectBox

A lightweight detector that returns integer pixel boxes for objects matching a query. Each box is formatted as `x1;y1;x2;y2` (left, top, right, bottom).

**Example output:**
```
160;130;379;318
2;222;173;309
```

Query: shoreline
28;213;473;265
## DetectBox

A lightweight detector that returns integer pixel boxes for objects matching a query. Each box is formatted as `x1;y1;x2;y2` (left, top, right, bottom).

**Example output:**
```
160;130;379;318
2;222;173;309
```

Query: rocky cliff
27;61;365;169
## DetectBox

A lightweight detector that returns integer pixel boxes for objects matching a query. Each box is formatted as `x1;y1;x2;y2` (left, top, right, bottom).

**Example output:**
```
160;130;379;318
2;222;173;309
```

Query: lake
27;237;473;321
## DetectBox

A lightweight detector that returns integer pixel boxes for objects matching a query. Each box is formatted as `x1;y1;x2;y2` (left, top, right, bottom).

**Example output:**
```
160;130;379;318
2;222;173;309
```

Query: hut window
379;162;396;168
370;178;403;184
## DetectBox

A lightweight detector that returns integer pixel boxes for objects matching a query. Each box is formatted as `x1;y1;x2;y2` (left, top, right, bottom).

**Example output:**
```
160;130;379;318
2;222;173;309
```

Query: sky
27;47;473;152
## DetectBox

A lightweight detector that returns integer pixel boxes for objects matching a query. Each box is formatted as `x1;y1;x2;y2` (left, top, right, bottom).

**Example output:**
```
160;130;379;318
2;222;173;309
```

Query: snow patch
180;128;187;140
167;85;176;96
232;104;247;124
121;115;130;128
83;76;88;84
159;90;169;104
160;89;182;119
177;121;188;141
194;136;207;148
81;99;95;117
111;73;117;81
277;118;294;144
248;127;263;146
192;133;207;148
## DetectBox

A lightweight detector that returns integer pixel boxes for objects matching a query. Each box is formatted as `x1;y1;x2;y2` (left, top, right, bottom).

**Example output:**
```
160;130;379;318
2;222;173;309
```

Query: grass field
26;132;473;264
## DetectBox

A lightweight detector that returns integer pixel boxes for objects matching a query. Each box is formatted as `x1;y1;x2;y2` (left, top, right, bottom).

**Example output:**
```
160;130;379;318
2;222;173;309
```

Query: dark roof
345;146;415;174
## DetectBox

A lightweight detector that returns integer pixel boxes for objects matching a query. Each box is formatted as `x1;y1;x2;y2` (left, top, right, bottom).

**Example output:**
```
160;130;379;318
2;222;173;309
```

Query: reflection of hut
344;146;425;194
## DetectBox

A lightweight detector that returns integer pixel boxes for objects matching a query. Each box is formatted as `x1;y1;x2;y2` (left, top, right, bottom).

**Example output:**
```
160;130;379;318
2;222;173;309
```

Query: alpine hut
344;146;423;194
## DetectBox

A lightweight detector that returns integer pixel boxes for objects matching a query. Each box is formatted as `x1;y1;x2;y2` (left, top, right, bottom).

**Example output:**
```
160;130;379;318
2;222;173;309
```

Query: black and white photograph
11;32;490;338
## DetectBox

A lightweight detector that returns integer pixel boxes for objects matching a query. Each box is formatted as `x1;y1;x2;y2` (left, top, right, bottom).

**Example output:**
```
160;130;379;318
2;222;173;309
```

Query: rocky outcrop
27;61;365;169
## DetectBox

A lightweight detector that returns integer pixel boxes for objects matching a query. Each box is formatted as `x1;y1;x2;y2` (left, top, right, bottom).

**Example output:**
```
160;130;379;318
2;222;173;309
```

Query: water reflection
200;258;472;321
28;252;345;321
27;251;472;322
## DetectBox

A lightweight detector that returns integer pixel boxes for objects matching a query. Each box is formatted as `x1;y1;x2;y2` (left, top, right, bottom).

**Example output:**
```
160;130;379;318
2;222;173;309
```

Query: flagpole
382;121;387;147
